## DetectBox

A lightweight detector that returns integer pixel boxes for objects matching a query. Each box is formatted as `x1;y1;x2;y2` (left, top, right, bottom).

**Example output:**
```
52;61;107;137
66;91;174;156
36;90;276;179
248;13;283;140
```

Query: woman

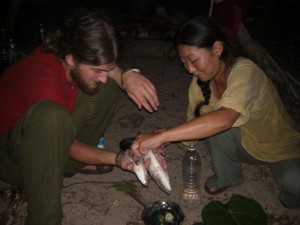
132;16;300;208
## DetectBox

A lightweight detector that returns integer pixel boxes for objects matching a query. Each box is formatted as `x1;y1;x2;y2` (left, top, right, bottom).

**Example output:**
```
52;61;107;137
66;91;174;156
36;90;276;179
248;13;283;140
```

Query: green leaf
112;183;137;193
202;194;267;225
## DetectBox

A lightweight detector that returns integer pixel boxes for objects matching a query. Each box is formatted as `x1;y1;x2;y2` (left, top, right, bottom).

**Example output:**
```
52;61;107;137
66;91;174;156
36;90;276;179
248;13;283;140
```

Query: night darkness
1;0;300;78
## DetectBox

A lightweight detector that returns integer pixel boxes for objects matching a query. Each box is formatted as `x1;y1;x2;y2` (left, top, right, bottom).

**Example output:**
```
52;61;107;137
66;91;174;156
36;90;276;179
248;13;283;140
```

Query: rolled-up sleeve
217;63;261;127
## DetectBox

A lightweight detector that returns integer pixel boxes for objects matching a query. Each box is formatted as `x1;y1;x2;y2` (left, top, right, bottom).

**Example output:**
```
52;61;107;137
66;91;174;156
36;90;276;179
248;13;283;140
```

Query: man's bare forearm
69;139;116;165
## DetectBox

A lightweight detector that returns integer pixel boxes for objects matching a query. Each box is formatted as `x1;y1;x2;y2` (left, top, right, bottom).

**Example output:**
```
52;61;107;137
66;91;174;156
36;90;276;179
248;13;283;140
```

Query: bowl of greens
142;200;185;225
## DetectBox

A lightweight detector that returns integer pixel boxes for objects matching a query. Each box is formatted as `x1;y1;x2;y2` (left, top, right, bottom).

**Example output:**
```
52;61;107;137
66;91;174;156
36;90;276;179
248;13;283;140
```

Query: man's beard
70;66;101;95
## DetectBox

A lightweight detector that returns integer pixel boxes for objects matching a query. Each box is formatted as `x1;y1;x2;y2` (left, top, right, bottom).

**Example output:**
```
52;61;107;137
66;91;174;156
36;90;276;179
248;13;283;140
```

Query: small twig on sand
126;191;148;208
62;179;147;189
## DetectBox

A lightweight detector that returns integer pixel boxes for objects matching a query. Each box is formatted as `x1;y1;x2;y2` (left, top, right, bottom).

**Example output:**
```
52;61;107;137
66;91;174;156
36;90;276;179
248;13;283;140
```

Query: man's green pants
0;79;119;225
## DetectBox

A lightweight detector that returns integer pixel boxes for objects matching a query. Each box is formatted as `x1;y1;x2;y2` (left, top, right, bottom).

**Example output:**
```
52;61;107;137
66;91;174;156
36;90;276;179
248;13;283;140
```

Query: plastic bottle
182;144;201;202
0;28;9;73
0;28;8;49
8;38;17;64
39;23;45;43
1;47;8;73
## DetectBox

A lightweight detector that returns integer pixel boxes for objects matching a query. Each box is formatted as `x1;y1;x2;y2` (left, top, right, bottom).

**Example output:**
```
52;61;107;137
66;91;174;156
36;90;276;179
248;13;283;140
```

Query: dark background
1;0;300;88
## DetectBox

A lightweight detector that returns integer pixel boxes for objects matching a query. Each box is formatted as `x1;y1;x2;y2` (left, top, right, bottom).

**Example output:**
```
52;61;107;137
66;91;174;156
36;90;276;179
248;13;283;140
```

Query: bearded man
0;8;158;225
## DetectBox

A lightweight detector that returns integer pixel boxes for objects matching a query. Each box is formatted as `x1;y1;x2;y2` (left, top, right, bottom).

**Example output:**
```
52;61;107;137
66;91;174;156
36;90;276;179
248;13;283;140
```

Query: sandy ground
1;40;300;225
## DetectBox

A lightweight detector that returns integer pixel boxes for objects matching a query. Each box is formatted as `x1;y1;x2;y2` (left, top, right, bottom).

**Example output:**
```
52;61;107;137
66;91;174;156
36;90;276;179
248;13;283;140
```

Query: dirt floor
1;39;300;225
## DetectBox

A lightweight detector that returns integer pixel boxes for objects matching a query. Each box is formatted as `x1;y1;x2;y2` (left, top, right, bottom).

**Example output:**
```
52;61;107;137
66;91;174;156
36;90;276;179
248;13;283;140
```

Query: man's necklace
67;82;78;90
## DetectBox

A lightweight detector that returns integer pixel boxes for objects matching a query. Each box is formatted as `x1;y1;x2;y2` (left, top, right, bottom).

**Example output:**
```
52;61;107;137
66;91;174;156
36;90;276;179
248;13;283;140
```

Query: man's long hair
42;7;122;65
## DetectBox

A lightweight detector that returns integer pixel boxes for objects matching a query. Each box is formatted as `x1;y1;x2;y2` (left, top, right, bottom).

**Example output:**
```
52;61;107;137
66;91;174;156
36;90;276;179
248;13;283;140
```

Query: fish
143;146;171;194
125;148;148;186
124;145;171;194
120;137;171;194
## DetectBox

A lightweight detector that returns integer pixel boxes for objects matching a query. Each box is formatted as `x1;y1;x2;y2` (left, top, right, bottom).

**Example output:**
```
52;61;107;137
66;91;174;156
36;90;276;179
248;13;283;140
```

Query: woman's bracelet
121;68;140;90
115;150;123;168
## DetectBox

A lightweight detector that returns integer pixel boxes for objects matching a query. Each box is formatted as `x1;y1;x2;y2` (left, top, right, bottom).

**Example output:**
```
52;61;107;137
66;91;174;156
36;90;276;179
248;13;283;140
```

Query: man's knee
24;99;75;132
30;99;69;118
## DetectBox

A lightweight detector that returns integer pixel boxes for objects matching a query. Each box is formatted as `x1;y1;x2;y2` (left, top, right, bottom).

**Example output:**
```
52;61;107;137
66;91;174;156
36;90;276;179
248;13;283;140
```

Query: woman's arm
132;107;240;155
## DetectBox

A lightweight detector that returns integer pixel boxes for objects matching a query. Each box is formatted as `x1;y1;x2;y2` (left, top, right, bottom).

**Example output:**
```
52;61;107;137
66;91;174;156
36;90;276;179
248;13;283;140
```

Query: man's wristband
121;68;140;90
115;150;123;168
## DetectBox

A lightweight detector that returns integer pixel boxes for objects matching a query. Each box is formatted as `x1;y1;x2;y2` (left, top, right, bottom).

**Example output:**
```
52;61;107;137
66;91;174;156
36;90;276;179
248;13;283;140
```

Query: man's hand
119;151;151;171
109;66;159;113
122;69;159;113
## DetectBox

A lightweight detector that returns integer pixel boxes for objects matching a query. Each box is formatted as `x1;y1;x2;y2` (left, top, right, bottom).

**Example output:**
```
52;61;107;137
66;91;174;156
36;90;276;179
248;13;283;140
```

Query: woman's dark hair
175;16;236;117
42;7;122;65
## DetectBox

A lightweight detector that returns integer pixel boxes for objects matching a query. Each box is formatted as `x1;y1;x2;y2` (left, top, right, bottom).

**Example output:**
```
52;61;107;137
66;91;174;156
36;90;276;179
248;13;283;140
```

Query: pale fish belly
144;148;171;194
125;150;148;186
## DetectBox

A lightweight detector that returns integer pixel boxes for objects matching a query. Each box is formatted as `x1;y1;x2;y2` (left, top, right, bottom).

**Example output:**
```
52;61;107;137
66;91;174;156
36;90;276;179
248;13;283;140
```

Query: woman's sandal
204;182;230;195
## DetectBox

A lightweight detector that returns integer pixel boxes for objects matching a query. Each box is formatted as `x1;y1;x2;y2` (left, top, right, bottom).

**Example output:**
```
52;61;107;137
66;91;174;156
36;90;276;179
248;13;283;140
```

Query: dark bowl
119;136;135;151
142;200;185;225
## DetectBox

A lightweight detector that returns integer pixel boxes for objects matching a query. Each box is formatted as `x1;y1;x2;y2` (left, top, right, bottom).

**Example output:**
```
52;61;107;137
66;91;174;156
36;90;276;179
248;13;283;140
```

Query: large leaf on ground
202;194;267;225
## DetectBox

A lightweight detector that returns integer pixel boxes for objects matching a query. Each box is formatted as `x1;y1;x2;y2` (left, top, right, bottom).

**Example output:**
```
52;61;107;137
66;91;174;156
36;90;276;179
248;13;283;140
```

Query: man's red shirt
0;48;78;136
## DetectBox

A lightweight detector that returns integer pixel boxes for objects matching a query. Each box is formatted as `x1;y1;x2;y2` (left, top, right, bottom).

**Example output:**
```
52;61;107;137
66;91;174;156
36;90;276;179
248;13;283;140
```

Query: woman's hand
131;132;165;157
